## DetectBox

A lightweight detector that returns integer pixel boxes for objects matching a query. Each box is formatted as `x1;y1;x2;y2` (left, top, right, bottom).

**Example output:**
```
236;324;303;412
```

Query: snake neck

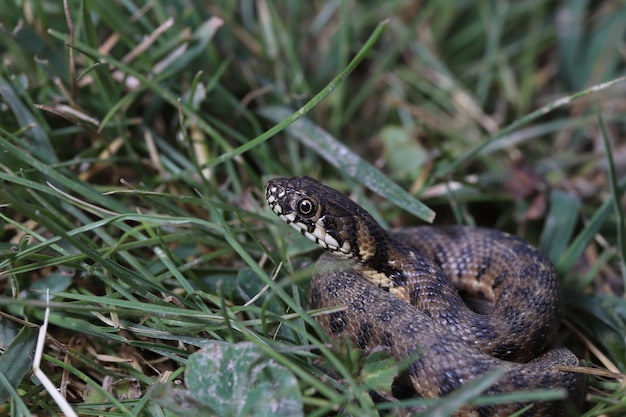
354;225;416;296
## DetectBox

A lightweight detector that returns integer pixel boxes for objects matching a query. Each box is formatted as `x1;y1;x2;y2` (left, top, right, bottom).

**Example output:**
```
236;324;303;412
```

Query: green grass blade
539;190;581;264
0;325;37;404
596;101;626;286
259;105;435;222
436;75;626;177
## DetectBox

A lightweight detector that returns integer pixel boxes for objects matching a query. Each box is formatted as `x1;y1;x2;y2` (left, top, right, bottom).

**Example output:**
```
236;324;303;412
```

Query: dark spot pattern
432;244;446;268
380;331;394;348
328;311;347;335
357;322;373;349
351;297;367;313
429;339;454;356
493;270;508;290
491;342;519;359
409;285;421;305
476;256;492;280
378;309;394;323
438;368;464;395
387;268;407;287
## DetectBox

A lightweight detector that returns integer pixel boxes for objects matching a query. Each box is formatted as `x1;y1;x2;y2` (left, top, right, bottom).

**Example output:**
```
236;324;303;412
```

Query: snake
265;176;584;416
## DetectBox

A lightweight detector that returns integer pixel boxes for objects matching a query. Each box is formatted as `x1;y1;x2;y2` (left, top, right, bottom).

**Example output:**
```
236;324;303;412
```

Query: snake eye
297;198;316;216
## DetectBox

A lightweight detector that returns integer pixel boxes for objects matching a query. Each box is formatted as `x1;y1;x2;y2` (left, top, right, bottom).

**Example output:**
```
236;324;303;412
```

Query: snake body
265;176;584;416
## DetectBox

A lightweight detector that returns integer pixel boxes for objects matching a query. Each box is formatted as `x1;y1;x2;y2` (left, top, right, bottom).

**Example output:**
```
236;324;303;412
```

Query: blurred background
1;1;625;416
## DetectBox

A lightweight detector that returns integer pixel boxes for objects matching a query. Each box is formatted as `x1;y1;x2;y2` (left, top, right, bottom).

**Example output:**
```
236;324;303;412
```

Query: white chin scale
282;213;351;257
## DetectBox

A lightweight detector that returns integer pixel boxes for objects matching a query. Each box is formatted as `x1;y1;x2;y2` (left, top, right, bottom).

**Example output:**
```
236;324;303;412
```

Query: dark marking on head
321;214;348;251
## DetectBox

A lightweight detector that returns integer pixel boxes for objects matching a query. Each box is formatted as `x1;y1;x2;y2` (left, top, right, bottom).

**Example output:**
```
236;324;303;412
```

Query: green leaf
0;324;38;404
380;125;429;181
149;382;218;417
556;177;626;274
539;190;580;263
596;101;626;286
0;76;57;164
184;341;303;417
359;352;398;393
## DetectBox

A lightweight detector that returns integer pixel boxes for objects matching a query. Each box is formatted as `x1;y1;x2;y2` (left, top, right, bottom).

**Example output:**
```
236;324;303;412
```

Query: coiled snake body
266;176;584;416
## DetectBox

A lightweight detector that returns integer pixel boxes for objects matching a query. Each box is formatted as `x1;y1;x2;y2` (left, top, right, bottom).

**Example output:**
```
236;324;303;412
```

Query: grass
0;0;625;416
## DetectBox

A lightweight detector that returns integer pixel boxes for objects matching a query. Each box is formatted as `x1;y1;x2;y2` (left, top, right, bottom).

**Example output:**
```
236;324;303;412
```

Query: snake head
266;176;385;260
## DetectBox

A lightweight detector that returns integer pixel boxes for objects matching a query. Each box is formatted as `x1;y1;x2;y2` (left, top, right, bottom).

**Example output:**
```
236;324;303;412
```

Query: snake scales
265;176;584;416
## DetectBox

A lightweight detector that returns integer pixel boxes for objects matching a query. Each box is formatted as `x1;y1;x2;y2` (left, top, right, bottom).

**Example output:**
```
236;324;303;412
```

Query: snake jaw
266;177;353;257
282;211;353;257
